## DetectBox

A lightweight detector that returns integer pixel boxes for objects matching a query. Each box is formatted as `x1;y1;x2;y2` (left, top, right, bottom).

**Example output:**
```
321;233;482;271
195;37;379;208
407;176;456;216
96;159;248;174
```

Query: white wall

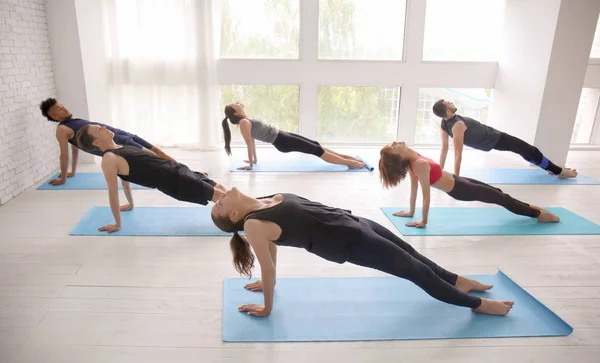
584;63;600;88
45;0;95;164
487;0;561;143
0;0;57;205
534;0;600;164
74;0;112;126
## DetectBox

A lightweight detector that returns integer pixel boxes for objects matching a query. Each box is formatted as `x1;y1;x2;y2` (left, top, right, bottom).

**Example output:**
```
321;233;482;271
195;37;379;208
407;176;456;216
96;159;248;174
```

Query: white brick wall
0;0;57;205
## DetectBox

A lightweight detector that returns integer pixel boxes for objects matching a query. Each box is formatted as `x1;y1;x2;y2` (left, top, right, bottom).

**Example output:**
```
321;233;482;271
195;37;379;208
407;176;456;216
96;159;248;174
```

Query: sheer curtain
102;0;221;149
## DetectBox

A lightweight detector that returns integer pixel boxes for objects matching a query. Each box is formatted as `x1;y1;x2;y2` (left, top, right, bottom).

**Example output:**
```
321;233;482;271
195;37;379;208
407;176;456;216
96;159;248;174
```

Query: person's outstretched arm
393;171;419;217
50;127;72;185
451;122;467;176
70;144;79;177
100;153;122;233
251;137;258;163
239;119;254;170
440;128;449;169
243;238;277;291
237;220;276;317
409;160;431;227
120;180;134;212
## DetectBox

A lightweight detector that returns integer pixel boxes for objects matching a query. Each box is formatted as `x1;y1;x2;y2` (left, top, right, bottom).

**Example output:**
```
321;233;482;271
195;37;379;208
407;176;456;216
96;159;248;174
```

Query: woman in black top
76;124;227;233
211;187;514;317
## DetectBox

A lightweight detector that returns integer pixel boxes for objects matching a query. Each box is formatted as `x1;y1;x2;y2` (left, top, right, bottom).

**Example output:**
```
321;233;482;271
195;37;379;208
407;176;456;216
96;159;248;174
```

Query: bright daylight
1;0;600;362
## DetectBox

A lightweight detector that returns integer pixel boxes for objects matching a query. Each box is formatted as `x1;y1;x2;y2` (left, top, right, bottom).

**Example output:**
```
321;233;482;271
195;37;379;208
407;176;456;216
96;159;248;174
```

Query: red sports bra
408;153;443;184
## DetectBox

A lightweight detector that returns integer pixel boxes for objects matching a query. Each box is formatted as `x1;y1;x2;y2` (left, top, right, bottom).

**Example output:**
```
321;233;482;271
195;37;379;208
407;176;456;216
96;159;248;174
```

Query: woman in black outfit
211;187;514;317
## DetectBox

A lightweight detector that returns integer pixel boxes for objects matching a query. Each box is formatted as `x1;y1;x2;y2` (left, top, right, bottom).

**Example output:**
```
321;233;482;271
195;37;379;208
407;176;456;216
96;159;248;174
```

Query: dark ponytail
222;117;232;155
221;105;245;156
230;232;255;278
211;207;255;278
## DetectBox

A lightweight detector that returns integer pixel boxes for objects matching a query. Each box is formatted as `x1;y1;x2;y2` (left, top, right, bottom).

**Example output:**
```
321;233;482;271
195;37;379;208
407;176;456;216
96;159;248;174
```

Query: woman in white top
221;102;366;170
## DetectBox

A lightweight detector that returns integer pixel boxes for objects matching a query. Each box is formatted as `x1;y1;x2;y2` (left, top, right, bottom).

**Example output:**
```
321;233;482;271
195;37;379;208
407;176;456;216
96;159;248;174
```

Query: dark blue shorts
113;132;154;150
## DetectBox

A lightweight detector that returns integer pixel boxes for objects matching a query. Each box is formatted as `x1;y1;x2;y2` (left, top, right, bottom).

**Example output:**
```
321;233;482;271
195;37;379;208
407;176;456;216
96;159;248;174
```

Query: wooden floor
1;147;599;363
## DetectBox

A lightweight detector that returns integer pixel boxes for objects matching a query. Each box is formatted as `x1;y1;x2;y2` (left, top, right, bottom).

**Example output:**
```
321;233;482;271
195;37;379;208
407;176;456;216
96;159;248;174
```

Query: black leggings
493;132;562;175
448;175;540;218
272;131;325;157
346;218;482;309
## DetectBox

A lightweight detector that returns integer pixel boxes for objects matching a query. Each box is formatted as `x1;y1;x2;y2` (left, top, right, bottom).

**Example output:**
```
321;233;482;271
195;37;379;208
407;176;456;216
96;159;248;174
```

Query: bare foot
349;161;366;169
536;209;560;223
473;299;514;316
557;168;577;179
455;276;494;293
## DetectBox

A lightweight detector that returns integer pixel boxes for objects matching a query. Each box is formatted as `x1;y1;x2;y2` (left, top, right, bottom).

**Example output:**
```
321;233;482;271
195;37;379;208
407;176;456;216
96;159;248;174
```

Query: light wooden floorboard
1;147;600;362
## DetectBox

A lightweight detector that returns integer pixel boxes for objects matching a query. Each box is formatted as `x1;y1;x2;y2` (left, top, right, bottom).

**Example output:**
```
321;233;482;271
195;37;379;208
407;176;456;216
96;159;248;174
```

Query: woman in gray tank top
221;102;367;170
210;187;515;318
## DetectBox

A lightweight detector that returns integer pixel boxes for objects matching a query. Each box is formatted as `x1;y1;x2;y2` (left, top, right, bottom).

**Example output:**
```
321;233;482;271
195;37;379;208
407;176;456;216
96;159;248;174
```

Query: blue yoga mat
229;155;374;172
70;206;230;236
380;207;600;236
462;168;600;185
222;270;572;342
37;173;148;190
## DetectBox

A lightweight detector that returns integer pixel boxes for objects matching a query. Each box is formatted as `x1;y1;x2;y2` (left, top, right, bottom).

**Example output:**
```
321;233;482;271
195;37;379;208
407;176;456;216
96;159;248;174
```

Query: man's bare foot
473;299;514;316
349;161;366;169
557;168;577;179
455;276;493;293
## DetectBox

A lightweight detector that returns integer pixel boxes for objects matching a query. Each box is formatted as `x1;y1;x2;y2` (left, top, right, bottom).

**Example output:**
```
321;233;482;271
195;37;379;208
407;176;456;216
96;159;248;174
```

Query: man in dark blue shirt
40;98;174;186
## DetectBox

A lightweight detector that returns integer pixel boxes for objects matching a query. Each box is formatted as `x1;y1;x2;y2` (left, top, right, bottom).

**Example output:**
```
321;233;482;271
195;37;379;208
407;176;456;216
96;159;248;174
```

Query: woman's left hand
238;304;271;317
237;165;253;170
406;221;427;228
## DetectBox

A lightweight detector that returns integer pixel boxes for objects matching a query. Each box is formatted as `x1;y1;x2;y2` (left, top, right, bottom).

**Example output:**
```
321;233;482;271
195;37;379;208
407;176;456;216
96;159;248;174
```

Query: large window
571;89;600;144
423;0;506;61
114;1;195;61
317;86;400;143
220;85;300;144
220;0;300;59
415;88;491;144
318;0;406;60
590;14;600;59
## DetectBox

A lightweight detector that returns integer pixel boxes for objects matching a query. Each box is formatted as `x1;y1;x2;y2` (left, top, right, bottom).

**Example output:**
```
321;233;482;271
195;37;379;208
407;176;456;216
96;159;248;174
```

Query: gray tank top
249;118;279;144
441;115;501;151
245;193;361;263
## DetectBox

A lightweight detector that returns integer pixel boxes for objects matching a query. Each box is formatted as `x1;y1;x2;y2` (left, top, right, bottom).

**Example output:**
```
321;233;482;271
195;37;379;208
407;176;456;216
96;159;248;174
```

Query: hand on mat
393;210;413;217
67;172;75;178
237;165;253;170
244;280;263;291
98;224;121;233
49;178;66;186
120;204;133;212
238;304;270;317
405;221;427;228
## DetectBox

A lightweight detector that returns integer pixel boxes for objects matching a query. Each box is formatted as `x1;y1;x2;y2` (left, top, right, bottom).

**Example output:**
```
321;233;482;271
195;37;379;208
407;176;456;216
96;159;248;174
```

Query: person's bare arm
393;172;419;217
440;128;450;169
69;144;79;177
120;180;134;211
239;119;254;170
237;220;276;317
451;122;467;176
243;238;277;291
50;127;72;185
408;160;431;227
99;154;122;233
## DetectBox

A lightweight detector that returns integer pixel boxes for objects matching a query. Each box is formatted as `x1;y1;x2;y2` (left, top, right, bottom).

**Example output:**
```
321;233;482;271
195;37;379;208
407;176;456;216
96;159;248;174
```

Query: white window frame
218;0;498;146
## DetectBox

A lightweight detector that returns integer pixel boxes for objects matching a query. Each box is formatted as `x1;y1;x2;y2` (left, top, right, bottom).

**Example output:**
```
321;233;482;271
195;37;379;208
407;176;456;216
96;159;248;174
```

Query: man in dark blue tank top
39;98;174;186
433;99;577;180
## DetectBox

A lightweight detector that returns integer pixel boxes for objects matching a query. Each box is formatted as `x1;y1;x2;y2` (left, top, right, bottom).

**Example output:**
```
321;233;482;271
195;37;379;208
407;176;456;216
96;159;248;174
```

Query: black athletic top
441;115;502;151
104;146;216;205
245;193;361;263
